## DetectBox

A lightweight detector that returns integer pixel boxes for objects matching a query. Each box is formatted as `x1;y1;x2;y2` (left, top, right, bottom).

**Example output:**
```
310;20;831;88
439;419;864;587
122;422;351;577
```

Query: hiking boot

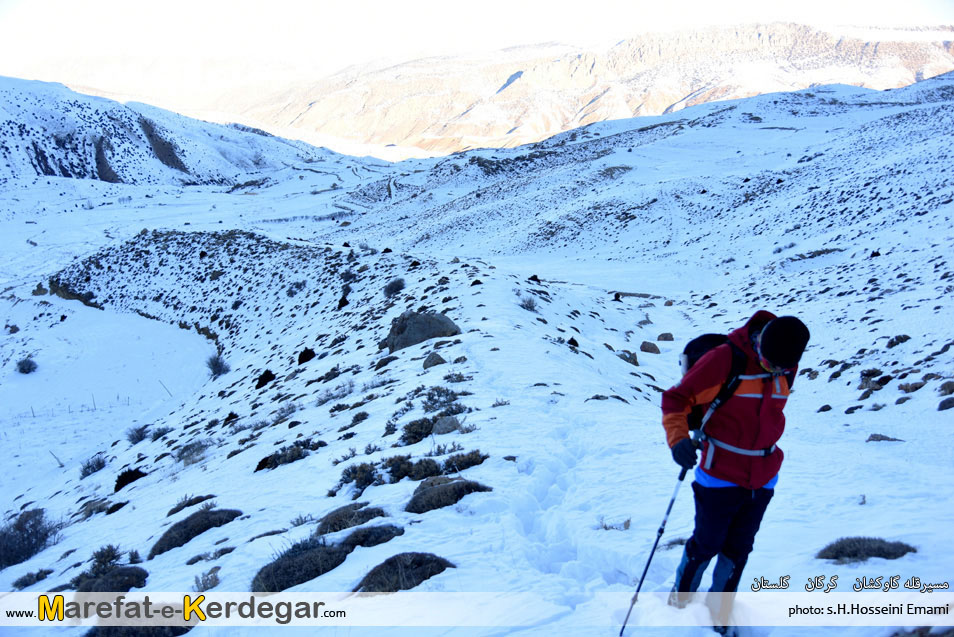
712;626;738;636
667;589;691;609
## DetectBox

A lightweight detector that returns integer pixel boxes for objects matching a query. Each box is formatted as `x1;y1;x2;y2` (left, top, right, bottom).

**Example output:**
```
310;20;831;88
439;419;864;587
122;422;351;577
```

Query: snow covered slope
0;77;338;186
0;71;952;637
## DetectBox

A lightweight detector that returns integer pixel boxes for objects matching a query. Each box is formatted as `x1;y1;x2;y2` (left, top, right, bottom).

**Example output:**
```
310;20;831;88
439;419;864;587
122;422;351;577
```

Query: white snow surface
0;73;953;637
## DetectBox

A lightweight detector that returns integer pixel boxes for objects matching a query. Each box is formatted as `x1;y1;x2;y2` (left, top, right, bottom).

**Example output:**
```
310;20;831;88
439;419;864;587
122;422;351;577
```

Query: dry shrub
0;509;62;570
404;480;492;514
148;509;242;559
316;503;386;535
251;536;350;592
167;494;216;517
400;418;434;445
816;537;917;563
353;552;455;592
442;450;488;474
341;525;405;550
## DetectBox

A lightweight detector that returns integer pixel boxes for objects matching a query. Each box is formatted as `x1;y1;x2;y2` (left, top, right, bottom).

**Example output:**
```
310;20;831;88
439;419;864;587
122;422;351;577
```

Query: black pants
674;482;774;594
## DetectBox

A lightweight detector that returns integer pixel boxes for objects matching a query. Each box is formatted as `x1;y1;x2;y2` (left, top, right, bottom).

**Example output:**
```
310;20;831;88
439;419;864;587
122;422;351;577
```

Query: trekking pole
619;437;700;636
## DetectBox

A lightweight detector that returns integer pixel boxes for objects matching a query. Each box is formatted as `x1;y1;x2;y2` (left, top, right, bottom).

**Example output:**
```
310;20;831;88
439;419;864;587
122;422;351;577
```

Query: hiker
662;311;810;628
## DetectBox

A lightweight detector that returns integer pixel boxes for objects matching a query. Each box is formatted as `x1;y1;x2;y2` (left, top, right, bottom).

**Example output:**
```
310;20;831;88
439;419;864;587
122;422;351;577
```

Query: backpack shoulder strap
697;342;748;433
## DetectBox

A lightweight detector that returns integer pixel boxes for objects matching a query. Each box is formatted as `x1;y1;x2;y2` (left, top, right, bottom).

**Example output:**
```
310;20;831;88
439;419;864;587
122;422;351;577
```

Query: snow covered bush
0;509;62;570
16;357;37;374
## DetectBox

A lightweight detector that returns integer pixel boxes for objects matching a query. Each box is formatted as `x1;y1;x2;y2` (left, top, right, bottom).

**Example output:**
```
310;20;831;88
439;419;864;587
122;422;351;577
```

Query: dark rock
423;352;447;370
657;333;674;341
939;397;954;412
255;370;276;389
866;434;904;442
887;335;910;348
640;341;661;354
114;469;147;493
298;348;316;365
817;405;832;412
375;355;398;370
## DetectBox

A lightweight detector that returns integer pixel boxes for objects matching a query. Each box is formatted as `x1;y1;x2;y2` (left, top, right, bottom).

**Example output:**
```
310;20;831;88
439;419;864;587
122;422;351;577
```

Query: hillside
234;23;954;153
0;72;952;636
0;77;341;186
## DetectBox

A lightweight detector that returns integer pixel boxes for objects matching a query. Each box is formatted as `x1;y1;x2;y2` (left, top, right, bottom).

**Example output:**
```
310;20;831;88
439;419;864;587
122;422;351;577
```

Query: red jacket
662;311;795;489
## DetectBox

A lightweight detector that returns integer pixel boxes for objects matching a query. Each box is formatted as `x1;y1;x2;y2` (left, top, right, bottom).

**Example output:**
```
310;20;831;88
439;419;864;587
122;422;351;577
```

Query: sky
1;0;952;84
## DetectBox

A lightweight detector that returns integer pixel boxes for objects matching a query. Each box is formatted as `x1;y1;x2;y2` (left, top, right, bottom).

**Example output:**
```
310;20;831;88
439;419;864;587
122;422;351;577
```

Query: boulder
640;341;661;354
433;416;460;435
386;311;461;354
423;352;447;370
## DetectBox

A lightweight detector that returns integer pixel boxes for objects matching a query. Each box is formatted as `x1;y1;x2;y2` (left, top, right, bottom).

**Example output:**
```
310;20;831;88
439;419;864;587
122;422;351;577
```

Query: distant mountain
233;22;954;154
0;77;337;186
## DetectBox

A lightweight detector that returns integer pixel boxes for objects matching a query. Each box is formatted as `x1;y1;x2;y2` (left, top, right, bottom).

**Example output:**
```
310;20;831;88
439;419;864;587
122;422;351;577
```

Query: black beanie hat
759;316;810;369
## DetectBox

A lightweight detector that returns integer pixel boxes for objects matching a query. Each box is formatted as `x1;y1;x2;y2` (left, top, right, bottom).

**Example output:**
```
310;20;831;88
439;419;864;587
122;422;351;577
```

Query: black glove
671;438;698;470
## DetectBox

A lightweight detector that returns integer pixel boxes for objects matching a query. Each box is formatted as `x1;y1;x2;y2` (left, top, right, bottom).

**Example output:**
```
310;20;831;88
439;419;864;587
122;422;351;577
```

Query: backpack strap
695;343;748;433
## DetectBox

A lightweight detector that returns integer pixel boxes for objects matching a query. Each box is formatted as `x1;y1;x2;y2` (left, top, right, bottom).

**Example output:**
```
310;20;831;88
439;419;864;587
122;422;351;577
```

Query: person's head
756;316;810;372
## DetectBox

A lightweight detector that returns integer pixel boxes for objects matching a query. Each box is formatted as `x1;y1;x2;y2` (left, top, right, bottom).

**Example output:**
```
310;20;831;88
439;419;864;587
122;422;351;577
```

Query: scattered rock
896;396;912;405
640;341;661;354
375;355;398;370
845;406;863;414
298;348;316;365
886;335;911;348
453;356;468;364
939;397;954;412
938;381;954;397
386;311;461;354
423;352;447;370
432;416;460;435
617;350;639;366
255;370;276;389
817;405;832;412
114;468;147;493
657;333;674;341
899;381;925;393
568;337;579;348
866;434;904;442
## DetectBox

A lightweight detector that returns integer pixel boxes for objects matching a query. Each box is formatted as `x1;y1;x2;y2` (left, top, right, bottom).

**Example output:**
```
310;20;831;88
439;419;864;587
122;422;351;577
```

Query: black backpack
680;334;748;430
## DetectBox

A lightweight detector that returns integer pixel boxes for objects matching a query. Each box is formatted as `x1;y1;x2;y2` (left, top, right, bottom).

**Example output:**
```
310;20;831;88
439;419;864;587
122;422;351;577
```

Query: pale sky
0;0;951;106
